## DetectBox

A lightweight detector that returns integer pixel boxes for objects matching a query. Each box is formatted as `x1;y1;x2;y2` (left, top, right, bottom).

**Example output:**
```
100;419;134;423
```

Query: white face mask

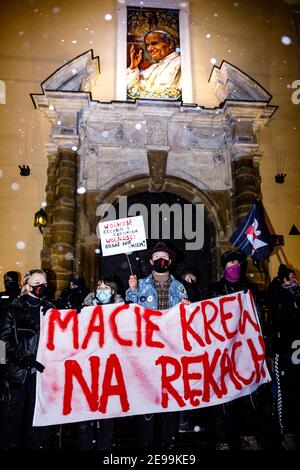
96;289;112;304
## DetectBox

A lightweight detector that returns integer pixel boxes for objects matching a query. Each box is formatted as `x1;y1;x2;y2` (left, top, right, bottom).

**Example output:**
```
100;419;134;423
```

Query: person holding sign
126;241;189;451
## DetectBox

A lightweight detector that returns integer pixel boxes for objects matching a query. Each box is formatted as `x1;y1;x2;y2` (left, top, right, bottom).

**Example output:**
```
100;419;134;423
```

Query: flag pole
125;253;134;276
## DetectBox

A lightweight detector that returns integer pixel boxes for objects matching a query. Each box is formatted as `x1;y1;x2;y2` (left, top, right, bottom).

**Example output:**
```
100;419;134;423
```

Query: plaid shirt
153;277;171;310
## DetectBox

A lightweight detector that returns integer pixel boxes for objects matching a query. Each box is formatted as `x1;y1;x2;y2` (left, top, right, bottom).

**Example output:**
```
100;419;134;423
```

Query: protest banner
33;290;270;426
98;215;147;257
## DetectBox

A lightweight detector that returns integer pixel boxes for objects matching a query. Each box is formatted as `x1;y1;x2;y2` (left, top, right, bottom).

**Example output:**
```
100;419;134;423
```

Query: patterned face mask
31;283;47;299
153;258;170;273
282;283;300;294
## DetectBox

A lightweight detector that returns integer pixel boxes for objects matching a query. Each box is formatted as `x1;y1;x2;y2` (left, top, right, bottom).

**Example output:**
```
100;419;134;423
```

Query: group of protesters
0;241;299;451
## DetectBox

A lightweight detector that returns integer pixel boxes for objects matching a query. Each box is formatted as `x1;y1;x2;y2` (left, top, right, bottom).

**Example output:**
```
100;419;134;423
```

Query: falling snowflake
95;248;101;254
64;253;74;261
210;57;217;65
135;123;142;130
18;31;24;36
194;425;201;432
41;202;47;208
11;183;20;191
52;7;60;14
281;36;292;45
16;241;26;250
104;14;112;21
206;33;211;39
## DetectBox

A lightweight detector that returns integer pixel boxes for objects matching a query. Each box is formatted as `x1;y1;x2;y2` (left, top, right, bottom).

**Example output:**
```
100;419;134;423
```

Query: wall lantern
34;208;47;233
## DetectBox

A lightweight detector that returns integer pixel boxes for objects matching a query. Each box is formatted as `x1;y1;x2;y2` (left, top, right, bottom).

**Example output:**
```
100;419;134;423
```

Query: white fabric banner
33;291;271;426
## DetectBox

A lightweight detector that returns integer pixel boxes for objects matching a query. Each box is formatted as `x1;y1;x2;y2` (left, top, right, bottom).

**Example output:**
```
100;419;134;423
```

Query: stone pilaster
50;148;77;294
41;147;58;272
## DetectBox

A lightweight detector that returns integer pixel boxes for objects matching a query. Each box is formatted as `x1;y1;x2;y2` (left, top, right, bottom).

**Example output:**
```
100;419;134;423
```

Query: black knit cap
221;250;244;269
71;277;87;290
4;271;20;283
147;242;176;262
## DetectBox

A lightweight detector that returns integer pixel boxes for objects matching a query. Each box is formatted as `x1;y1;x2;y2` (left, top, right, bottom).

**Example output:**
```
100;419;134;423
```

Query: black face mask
4;280;19;294
153;258;170;273
31;284;47;299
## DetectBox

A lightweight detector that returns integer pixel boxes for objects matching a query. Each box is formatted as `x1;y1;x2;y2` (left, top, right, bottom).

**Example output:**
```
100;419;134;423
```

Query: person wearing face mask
267;264;300;450
0;271;21;316
209;251;264;451
83;277;124;307
126;241;188;310
78;277;123;451
0;269;54;449
126;242;189;452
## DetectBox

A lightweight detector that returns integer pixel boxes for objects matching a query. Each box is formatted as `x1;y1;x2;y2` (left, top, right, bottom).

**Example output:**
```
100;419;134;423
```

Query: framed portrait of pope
126;7;181;101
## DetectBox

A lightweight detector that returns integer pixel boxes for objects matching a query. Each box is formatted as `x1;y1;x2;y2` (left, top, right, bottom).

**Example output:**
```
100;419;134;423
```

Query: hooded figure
56;277;89;311
0;271;21;314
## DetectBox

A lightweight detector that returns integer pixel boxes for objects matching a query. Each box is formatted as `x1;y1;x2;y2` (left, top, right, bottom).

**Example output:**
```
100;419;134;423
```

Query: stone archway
75;175;231;291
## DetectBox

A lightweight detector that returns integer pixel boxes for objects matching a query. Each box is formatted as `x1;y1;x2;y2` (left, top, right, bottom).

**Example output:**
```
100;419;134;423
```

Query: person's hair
144;30;175;50
179;266;200;278
277;264;295;282
20;269;47;295
95;277;119;294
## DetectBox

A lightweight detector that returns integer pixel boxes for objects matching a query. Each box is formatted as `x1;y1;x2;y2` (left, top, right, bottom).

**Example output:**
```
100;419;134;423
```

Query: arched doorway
80;175;228;292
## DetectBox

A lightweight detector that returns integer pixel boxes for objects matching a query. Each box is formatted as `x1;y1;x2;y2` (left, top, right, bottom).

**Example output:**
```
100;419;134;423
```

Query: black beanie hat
221;251;244;270
71;277;87;290
4;271;20;283
277;264;295;282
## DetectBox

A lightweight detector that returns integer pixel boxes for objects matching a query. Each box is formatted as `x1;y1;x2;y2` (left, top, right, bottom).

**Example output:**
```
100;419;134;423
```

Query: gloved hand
20;355;45;373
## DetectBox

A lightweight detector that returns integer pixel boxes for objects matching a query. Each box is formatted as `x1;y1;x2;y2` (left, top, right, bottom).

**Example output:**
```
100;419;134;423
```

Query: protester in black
56;276;89;312
267;264;300;450
0;271;21;315
209;250;264;450
0;269;54;449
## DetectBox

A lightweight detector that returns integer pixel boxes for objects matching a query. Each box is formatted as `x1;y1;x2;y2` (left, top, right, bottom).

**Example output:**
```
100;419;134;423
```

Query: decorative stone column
49;147;77;294
232;153;258;223
41;146;58;271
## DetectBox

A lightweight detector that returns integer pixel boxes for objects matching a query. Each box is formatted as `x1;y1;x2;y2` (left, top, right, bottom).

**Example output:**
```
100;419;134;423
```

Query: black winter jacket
267;278;300;356
0;295;54;386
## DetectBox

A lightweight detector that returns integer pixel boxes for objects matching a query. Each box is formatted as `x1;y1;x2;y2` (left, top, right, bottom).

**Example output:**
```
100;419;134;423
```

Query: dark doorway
98;192;214;295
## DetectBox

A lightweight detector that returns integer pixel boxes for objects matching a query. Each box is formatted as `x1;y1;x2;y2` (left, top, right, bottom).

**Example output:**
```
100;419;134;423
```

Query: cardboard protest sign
98;216;147;256
33;291;271;426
